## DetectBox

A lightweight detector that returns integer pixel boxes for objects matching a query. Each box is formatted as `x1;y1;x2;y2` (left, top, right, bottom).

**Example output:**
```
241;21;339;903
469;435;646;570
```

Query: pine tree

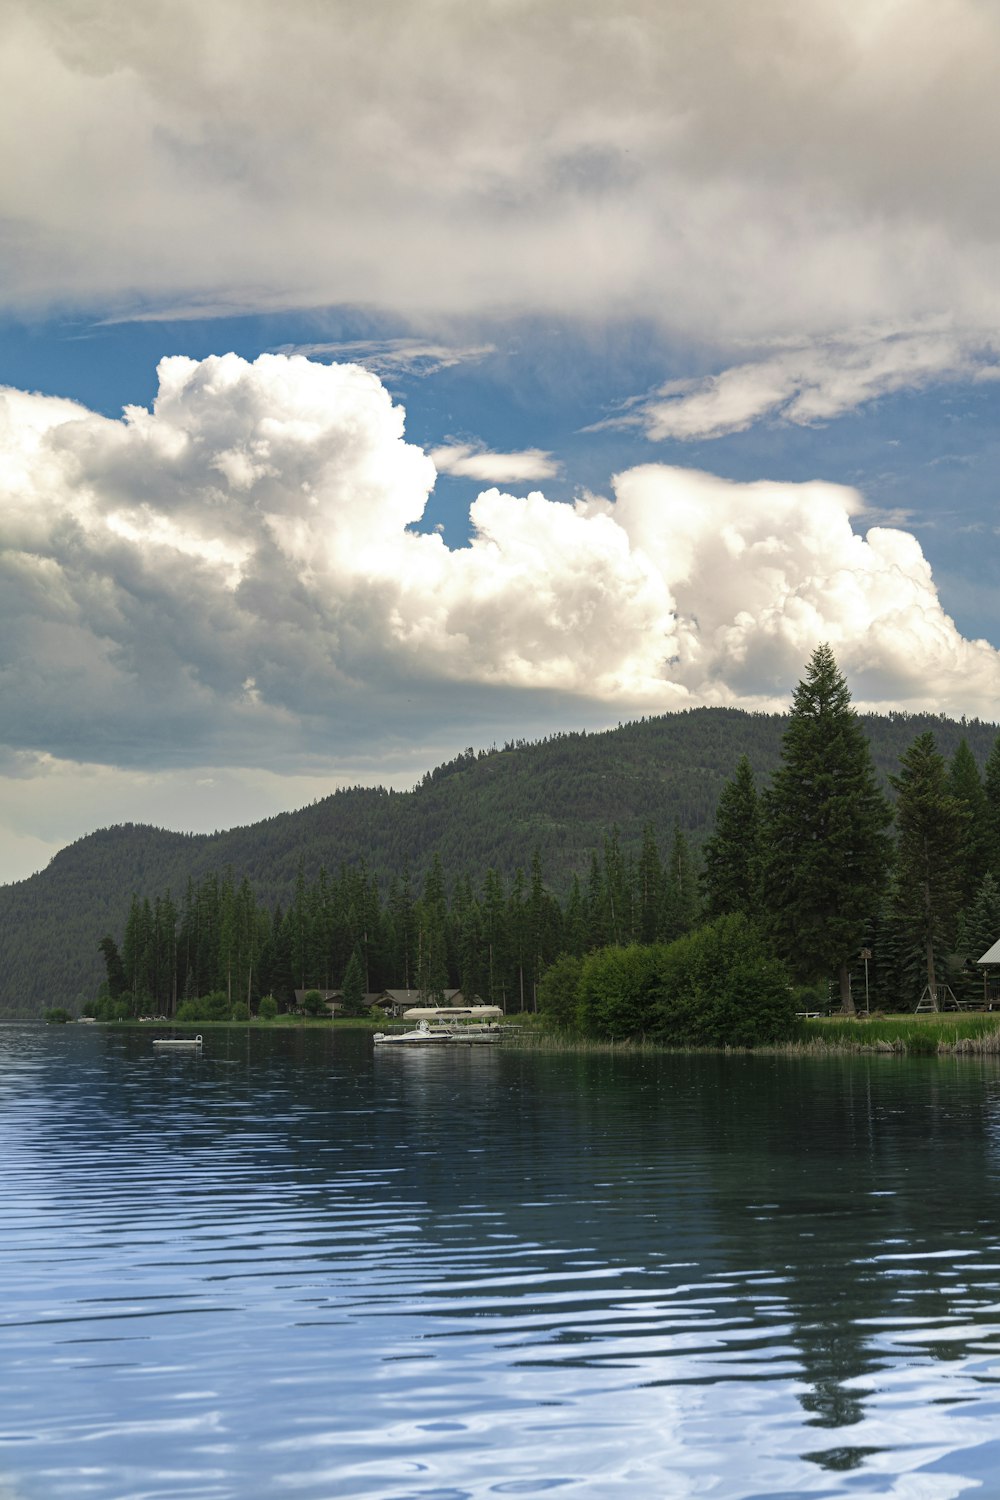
661;821;701;941
480;868;509;1007
387;873;417;989
415;854;448;1003
507;866;528;1011
637;826;664;944
98;935;127;999
525;852;544;1009
955;872;1000;1003
763;644;892;1013
451;876;484;1001
891;731;967;1009
341;949;366;1016
602;830;630;946
702;756;761;918
562;874;587;957
585;850;608;950
949;739;990;908
959;871;1000;962
984;734;1000;880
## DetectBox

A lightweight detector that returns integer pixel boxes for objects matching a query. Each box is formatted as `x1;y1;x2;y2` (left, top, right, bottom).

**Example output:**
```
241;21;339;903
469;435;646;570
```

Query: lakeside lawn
798;1011;1000;1052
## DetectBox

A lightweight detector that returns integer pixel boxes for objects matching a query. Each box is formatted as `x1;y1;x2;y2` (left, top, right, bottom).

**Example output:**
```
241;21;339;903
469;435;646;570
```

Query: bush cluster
539;913;797;1047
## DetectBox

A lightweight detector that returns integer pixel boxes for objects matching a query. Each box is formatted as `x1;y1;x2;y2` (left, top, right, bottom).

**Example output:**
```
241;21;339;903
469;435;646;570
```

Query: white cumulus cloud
430;444;560;483
1;352;998;789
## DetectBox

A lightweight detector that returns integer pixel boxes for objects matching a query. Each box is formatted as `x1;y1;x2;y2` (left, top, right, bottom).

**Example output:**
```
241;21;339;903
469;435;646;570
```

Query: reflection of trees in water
708;1055;1000;1445
389;1047;1000;1447
20;1027;1000;1455
475;1049;1000;1443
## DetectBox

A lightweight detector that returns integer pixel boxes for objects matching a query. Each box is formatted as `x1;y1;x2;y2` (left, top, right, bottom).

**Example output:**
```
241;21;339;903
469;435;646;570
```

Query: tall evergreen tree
602;830;629;947
954;871;1000;1003
387;873;417;990
984;733;1000;880
98;935;127;999
562;874;587;957
451;876;484;1002
763;645;892;1013
958;872;1000;967
340;949;366;1016
891;731;967;1009
507;866;529;1010
481;868;509;1008
661;821;701;940
415;854;448;1003
702;755;761;918
950;738;990;906
585;850;608;950
636;825;664;944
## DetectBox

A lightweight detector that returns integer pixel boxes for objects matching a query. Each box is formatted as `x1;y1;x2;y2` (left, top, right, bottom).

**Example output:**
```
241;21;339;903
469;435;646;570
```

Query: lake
2;1025;1000;1499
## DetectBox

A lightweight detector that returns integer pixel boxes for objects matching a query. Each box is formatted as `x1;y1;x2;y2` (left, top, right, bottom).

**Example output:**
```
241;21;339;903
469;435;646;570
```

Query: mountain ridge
2;706;996;1014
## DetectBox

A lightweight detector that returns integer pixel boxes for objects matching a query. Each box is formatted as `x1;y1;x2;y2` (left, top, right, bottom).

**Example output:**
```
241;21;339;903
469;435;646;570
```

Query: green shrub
94;995;130;1022
258;994;278;1021
44;1007;72;1024
176;991;230;1023
577;944;666;1039
301;989;326;1016
230;1002;250;1022
537;954;584;1029
652;914;796;1047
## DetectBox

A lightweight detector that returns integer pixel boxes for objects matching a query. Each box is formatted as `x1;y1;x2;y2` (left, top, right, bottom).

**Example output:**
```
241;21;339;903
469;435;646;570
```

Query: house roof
979;939;1000;965
380;988;462;1003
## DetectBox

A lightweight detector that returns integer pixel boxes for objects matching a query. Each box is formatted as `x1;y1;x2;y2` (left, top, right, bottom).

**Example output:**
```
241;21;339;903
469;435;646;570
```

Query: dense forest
2;700;999;1016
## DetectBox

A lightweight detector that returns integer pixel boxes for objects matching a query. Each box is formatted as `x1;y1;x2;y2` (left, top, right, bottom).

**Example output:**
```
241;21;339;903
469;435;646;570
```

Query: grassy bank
797;1013;1000;1054
510;1013;1000;1055
82;1012;1000;1054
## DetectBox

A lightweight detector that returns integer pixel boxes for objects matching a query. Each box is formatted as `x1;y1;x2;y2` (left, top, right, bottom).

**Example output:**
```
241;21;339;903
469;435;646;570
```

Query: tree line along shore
86;645;1000;1046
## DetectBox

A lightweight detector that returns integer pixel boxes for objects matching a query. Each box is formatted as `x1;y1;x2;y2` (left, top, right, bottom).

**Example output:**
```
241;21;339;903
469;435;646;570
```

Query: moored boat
374;1006;505;1046
153;1034;203;1049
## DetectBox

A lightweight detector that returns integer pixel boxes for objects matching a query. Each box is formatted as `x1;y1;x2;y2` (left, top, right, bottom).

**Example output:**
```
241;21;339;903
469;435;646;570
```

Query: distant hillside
1;706;996;1014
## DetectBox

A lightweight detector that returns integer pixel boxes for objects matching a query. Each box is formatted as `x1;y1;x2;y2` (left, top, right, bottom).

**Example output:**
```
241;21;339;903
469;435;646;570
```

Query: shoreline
20;1012;1000;1056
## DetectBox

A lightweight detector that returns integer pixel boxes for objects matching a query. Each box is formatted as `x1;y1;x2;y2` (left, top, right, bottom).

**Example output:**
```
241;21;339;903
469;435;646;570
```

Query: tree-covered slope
1;706;995;1014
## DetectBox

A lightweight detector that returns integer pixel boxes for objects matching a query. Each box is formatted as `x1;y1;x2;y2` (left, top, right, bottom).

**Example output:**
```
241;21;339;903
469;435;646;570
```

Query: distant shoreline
24;1012;1000;1057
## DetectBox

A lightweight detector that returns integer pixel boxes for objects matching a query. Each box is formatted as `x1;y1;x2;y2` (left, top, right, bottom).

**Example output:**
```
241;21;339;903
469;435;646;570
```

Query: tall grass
802;1014;1000;1054
511;1013;1000;1055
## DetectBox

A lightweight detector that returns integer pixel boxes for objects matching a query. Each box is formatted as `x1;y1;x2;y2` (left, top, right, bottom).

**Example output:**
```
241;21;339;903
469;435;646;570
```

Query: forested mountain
1;706;996;1015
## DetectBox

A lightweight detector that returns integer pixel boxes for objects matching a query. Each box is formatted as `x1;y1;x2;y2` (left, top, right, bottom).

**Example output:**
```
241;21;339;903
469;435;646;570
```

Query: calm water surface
3;1026;1000;1499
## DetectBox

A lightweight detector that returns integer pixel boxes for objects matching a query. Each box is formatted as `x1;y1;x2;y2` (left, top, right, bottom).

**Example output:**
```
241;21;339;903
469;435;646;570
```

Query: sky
5;0;1000;884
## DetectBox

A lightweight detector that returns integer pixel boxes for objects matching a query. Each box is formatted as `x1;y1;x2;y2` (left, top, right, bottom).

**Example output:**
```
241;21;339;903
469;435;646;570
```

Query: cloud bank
2;352;998;783
7;0;1000;381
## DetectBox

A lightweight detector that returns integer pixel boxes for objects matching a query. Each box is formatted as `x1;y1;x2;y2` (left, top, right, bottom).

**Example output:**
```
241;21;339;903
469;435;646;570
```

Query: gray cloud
5;0;1000;362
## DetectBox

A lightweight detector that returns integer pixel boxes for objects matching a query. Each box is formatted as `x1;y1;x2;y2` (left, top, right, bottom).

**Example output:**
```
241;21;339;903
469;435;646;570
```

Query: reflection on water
3;1028;1000;1497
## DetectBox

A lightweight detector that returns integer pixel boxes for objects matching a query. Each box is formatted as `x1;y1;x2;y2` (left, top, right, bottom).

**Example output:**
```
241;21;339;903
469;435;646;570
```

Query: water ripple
3;1027;1000;1496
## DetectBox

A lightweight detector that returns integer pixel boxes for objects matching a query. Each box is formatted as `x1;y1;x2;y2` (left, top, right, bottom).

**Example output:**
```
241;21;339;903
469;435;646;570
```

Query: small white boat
153;1034;203;1049
374;1006;505;1047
